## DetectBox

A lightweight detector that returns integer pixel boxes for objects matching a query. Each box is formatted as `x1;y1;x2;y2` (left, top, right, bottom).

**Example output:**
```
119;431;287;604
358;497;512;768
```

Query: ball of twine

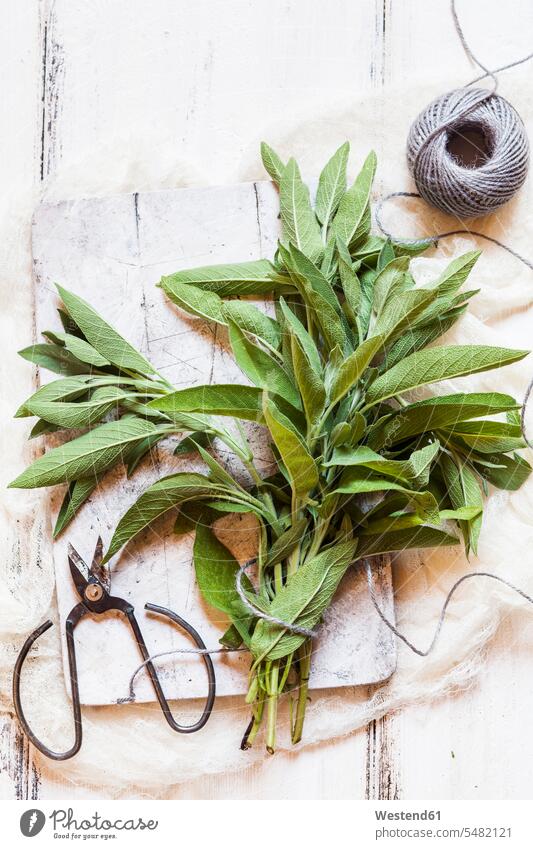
407;87;529;219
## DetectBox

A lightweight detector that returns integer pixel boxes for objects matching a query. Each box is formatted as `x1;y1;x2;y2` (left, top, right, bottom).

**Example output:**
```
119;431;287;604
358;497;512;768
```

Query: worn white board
31;182;396;706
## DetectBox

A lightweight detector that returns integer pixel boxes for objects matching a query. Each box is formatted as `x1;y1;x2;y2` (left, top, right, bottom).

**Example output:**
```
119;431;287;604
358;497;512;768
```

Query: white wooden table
2;0;533;800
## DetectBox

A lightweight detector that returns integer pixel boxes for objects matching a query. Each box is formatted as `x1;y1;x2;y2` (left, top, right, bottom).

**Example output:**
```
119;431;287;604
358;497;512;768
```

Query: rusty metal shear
13;538;216;761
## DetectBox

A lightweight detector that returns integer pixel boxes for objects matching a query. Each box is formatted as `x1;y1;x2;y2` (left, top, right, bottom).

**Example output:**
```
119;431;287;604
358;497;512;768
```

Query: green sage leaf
53;476;99;537
193;524;254;642
222;301;281;350
357;526;459;558
250;539;357;661
328;335;384;407
332;151;376;248
315;142;350;230
228;320;301;409
160;259;282;297
149;384;263;422
260;142;285;184
9;417;161;489
18;343;90;376
104;472;244;561
279;159;322;262
365;346;528;407
56;285;155;376
263;397;319;500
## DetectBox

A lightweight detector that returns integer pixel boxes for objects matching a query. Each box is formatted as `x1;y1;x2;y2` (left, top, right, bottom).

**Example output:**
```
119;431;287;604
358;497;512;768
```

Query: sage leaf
26;386;131;428
383;307;468;368
162;280;226;324
160;259;283;297
367;391;521;449
357;526;459;558
279;298;321;373
374;287;437;342
194;442;247;492
9;417;162;489
303;287;347;354
264;518;308;567
260;142;285;184
362;505;481;536
18;343;90;376
290;332;326;427
372;256;410;314
332;151;376;248
440;420;525;454
53;476;99;537
335;470;439;522
263;397;318;500
250;539;357;661
440;455;483;555
174;431;213;456
328;335;384;407
56;285;155;376
377;239;395;271
104;472;242;561
29;419;61;438
193;524;254;641
326;441;439;488
473;452;532;491
431;250;480;294
279;159;322;262
288;244;341;312
349;412;366;446
222;301;281;350
365;346;528;407
43;331;111;368
228;320;301;409
330;421;351;448
315;142;349;230
16;376;92;417
149;384;263;422
126;430;167;477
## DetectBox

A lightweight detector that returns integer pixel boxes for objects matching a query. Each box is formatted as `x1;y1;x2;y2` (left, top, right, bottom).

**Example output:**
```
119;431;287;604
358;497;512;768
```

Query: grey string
119;645;248;704
121;554;533;702
520;373;533;451
235;558;317;638
375;192;533;271
364;559;533;657
377;0;532;252
120;557;316;703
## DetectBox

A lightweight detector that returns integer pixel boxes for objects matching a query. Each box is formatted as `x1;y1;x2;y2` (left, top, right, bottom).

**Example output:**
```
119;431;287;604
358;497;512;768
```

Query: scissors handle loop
13;602;216;761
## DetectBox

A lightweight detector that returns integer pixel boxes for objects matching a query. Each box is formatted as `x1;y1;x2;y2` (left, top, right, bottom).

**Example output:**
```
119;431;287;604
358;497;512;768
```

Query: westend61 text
374;810;441;821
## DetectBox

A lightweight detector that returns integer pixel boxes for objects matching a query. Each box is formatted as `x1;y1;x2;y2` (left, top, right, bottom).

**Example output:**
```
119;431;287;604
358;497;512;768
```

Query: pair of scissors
13;538;216;761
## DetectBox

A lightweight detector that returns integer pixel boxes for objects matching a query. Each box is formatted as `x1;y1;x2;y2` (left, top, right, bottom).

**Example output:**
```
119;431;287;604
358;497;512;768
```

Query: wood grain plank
39;1;65;181
364;0;399;800
0;719;41;801
0;0;46;802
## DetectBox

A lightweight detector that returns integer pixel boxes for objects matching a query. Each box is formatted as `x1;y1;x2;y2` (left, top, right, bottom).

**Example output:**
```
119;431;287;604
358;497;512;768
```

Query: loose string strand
122;557;533;703
374;191;533;271
364;559;533;657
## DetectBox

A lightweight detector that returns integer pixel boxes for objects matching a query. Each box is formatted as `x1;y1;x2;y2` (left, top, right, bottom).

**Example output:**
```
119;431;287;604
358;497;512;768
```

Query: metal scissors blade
68;537;110;600
67;543;91;599
90;536;110;593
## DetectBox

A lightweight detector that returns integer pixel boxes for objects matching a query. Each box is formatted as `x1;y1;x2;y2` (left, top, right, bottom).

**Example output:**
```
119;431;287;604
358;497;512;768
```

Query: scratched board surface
31;182;396;706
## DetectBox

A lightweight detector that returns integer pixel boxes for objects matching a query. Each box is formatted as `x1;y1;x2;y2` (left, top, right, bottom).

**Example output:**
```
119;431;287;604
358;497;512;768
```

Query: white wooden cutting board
31;181;396;706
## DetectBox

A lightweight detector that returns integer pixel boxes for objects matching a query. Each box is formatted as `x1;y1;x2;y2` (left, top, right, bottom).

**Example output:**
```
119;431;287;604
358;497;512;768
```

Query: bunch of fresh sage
11;143;531;751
